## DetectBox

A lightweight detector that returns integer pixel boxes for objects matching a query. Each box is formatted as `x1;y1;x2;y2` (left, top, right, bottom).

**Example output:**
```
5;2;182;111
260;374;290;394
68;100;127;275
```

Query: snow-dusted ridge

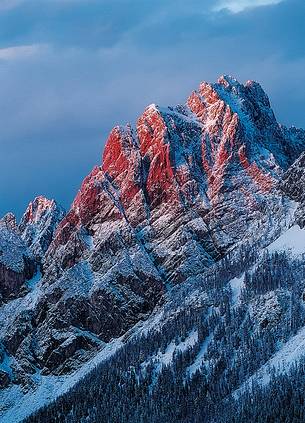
1;76;305;421
1;212;305;422
0;339;124;423
233;324;305;400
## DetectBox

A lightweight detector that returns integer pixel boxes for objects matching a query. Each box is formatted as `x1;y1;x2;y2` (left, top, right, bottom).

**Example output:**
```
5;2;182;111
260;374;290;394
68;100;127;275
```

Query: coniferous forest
25;244;305;423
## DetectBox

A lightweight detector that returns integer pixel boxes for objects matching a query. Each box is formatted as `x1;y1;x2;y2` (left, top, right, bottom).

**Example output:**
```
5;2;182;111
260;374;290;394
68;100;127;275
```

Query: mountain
19;196;66;260
0;213;35;303
1;75;305;422
24;223;305;423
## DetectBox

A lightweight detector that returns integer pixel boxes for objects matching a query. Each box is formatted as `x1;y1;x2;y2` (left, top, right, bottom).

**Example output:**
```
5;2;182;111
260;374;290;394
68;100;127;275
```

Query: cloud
0;0;303;218
213;0;284;13
0;43;44;60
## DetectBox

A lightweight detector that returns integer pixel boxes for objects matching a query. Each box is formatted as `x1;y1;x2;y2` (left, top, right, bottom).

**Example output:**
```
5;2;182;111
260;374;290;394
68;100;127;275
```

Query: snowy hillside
1;76;305;422
22;221;305;422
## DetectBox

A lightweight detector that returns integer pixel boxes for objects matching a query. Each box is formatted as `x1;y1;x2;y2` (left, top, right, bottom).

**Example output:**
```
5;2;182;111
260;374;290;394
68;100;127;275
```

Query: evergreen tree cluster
25;245;305;422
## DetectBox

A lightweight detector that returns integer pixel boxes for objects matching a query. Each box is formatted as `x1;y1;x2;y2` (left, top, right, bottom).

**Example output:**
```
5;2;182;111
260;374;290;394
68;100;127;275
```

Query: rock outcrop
1;75;305;394
19;196;65;260
0;217;35;303
280;151;305;227
44;76;305;283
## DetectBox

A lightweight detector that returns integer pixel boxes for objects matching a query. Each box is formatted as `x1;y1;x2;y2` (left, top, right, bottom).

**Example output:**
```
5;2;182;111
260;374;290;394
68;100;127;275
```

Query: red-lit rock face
2;76;305;390
102;126;145;217
44;76;305;280
137;105;178;207
22;196;55;225
238;145;274;193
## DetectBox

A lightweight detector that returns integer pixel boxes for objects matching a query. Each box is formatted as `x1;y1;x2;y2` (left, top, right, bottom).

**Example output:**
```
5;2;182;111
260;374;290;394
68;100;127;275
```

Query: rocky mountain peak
0;212;18;231
19;195;65;259
43;77;305;290
1;77;305;413
21;196;56;225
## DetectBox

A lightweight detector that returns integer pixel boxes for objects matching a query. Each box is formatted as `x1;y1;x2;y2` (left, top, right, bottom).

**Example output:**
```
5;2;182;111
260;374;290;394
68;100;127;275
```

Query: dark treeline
217;358;305;423
25;245;305;423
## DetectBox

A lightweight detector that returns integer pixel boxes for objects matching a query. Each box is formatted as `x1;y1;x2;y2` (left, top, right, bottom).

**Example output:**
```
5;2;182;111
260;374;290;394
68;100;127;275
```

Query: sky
0;0;304;218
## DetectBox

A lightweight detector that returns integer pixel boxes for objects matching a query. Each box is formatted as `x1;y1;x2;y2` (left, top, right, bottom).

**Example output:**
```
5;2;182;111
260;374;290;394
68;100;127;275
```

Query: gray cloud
0;0;304;218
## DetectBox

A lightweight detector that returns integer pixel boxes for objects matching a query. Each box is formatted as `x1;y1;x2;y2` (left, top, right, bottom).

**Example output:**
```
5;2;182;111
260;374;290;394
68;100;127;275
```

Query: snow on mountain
0;337;124;423
0;217;35;303
22;213;305;422
0;223;31;274
1;76;305;421
19;196;65;260
267;224;305;255
233;312;305;400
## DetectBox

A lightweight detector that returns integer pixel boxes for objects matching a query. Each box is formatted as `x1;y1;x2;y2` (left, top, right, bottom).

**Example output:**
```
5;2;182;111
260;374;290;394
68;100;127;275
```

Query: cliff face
280;151;305;227
0;214;35;303
0;197;65;304
1;76;305;397
44;75;305;283
19;196;66;260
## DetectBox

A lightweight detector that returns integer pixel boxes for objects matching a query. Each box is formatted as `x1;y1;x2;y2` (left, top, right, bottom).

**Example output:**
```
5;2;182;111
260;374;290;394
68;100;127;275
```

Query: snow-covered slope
0;216;35;303
20;219;305;422
267;224;305;255
1;76;305;422
15;219;305;422
19;196;65;260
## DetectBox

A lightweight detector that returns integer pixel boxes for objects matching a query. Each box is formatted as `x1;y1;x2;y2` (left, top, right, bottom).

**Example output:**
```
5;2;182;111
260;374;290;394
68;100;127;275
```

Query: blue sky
0;0;304;218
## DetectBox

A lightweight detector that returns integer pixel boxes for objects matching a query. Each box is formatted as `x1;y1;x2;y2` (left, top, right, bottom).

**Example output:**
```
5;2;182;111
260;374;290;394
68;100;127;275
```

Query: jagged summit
47;76;305;271
19;195;65;259
1;76;305;420
0;212;18;231
21;196;57;224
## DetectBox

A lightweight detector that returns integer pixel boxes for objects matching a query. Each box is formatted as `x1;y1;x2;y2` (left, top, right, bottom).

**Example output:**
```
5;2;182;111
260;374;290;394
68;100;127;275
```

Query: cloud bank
0;43;43;60
214;0;285;13
0;0;303;217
